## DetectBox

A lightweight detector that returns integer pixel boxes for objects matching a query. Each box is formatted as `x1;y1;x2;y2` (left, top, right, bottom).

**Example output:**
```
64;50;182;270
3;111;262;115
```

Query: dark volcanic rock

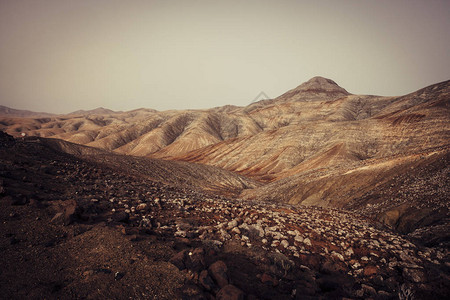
209;260;229;288
185;248;206;272
169;250;188;271
216;284;244;300
111;211;130;223
199;269;216;291
51;199;79;225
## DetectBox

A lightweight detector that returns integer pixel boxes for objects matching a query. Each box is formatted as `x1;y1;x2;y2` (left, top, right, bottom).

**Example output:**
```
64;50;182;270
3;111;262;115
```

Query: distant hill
68;107;119;115
0;105;55;118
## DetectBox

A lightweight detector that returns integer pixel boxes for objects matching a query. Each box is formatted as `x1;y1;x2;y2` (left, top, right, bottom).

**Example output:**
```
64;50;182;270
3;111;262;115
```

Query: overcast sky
0;0;449;113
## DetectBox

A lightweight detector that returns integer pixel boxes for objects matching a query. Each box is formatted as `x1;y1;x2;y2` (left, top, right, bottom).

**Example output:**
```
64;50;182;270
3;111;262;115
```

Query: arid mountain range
1;76;449;298
2;76;448;205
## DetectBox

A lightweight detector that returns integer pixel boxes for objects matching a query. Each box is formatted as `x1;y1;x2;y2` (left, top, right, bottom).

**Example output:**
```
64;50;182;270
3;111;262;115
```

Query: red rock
363;265;378;277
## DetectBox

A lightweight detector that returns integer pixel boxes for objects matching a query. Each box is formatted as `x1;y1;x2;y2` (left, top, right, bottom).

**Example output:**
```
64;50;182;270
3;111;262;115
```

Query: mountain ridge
1;77;448;231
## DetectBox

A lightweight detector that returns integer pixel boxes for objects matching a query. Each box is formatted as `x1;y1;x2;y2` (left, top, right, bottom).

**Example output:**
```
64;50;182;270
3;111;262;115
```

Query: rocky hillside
1;76;449;243
31;136;260;198
1;132;449;299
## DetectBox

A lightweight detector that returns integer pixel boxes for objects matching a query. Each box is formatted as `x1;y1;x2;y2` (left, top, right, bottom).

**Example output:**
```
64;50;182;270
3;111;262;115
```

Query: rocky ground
1;132;449;299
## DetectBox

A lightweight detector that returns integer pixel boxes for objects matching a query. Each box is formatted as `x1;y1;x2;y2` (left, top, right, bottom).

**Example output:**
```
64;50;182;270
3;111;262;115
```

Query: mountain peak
69;107;116;115
275;76;350;102
296;76;349;94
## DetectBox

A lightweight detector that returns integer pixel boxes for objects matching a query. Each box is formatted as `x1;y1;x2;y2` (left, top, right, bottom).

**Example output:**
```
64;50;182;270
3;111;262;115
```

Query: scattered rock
403;268;426;283
169;250;188;270
136;203;147;211
361;283;377;297
209;260;229;288
216;284;244;300
363;265;378;277
112;211;130;223
260;273;278;287
199;270;216;291
303;238;312;246
51;199;79;225
186;248;205;272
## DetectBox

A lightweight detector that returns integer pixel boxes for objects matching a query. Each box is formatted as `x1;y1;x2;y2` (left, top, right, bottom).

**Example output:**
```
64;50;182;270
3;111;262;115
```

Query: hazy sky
1;0;449;113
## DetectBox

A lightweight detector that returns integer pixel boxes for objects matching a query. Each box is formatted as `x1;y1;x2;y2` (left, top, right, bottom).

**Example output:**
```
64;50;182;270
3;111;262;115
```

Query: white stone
136;203;147;211
280;240;289;248
332;251;345;262
294;235;304;243
345;247;354;257
303;238;312;247
231;227;241;235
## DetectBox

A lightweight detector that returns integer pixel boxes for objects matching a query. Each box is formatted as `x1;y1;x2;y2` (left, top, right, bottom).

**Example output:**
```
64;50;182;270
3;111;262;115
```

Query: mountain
0;77;449;237
1;77;449;298
68;107;119;115
0;105;55;118
277;76;350;101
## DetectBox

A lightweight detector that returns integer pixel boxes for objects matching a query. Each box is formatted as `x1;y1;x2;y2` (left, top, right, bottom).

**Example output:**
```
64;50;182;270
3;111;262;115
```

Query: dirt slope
1;132;449;299
1;77;448;233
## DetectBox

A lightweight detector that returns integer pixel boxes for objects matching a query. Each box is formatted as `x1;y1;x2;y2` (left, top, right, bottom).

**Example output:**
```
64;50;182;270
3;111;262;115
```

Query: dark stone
384;276;399;292
261;273;278;287
317;276;340;292
294;280;318;298
268;252;295;278
11;196;29;206
316;273;353;294
50;199;79;225
320;258;347;274
209;260;229;288
174;237;191;250
199;270;216;291
186;248;206;272
111;211;130;223
216;285;244;300
114;272;125;280
361;284;377;297
403;268;426;283
181;284;207;300
169;250;188;270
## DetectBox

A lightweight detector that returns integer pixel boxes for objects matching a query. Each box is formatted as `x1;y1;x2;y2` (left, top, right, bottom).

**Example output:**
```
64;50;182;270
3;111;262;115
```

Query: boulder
186;248;206;272
199;270;216;291
51;199;79;225
363;265;378;277
216;285;244;300
169;250;188;270
209;260;229;288
112;211;130;223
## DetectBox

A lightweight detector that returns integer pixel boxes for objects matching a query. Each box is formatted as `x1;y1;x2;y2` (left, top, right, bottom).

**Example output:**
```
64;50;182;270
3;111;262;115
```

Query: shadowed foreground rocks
1;132;449;299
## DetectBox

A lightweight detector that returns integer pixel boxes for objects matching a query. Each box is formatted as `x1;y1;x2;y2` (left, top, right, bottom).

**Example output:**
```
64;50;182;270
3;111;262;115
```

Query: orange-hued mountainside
1;76;449;223
1;76;449;298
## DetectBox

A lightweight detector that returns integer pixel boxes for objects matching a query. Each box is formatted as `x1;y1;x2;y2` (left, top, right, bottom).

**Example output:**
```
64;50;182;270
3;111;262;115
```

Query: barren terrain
1;77;449;299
